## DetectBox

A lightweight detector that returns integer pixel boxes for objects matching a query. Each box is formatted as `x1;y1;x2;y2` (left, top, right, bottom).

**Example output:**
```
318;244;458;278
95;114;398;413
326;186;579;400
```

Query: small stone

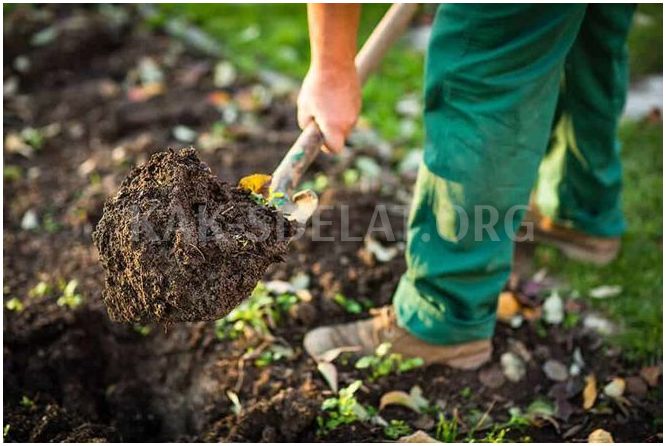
479;365;505;389
21;209;39;231
543;359;569;382
214;61;237;88
583;314;615;336
501;352;526;383
543;291;564;324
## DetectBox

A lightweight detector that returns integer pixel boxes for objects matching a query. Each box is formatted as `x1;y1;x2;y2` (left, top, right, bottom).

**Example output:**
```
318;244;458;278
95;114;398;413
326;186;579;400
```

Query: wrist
309;61;357;80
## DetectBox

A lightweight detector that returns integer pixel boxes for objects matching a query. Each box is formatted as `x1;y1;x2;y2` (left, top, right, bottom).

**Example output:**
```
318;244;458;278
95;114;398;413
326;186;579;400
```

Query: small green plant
20;395;35;409
435;412;459;442
214;282;299;340
133;324;152;336
21;127;44;150
384;419;412;440
250;189;286;208
5;298;24;312
254;344;294;367
56;279;83;309
355;342;424;380
4;165;22;182
333;293;363;314
563;312;580;329
460;386;472;399
318;380;370;434
42;212;61;234
503;407;532;431
29;281;52;299
474;426;509;443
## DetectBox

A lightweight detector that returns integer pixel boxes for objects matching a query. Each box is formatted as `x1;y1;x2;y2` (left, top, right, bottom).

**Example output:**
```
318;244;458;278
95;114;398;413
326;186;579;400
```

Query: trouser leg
555;4;635;237
394;4;587;344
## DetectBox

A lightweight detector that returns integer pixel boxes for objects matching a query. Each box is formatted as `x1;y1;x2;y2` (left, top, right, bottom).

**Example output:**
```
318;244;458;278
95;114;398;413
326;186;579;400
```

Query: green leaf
5;298;24;312
399;357;424;372
342;380;362;397
375;342;391;357
321;398;338;411
355;356;374;369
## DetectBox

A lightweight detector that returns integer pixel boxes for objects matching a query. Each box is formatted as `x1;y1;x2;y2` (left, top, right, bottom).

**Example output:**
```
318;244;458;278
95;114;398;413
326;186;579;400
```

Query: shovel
265;3;419;224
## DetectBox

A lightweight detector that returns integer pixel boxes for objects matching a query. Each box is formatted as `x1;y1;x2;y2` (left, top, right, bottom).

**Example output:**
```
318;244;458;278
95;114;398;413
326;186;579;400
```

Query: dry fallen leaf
380;390;419;412
640;365;662;387
397;430;439;443
379;386;428;414
588;428;614;443
497;291;521;322
583;374;598;410
207;90;232;107
522;306;542;321
603;377;626;399
543;359;569;382
317;362;338;393
588;285;622;299
625;376;648;397
316;346;361;363
127;83;164;102
238;173;272;195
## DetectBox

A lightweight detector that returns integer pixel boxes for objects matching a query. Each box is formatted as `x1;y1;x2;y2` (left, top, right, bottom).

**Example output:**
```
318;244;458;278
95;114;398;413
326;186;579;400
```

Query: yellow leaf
379;390;421;413
238;174;271;195
522;306;542;321
588;428;613;443
583;374;597;410
497;291;521;322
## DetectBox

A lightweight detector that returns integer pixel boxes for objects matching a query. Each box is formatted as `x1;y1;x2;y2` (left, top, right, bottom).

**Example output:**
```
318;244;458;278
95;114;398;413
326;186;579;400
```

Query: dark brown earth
93;148;293;323
3;5;662;443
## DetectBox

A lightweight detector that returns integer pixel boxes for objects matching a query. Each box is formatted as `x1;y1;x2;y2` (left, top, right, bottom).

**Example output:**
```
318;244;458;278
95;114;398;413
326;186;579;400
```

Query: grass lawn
155;4;663;363
535;120;663;363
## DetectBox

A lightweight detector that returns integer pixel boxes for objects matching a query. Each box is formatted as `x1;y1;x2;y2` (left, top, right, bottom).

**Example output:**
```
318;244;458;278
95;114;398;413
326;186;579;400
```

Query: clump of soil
93;148;294;323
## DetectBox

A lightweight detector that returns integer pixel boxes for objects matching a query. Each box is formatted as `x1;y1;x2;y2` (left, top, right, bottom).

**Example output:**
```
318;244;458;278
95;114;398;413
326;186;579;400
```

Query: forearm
307;3;361;71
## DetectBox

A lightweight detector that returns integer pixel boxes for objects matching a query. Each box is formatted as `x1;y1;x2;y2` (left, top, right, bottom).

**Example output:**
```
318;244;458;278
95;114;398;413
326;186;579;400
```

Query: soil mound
93;148;294;323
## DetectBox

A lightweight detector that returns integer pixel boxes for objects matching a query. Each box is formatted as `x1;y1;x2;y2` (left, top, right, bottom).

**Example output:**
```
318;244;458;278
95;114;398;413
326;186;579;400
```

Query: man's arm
297;4;362;154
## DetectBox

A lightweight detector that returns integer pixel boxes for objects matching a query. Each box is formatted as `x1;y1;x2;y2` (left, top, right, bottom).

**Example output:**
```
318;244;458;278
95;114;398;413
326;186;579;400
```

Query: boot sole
533;232;619;266
444;348;492;370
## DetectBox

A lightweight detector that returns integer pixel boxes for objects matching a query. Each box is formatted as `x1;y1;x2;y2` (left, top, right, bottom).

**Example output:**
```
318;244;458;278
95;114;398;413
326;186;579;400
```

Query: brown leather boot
522;209;620;266
303;306;492;370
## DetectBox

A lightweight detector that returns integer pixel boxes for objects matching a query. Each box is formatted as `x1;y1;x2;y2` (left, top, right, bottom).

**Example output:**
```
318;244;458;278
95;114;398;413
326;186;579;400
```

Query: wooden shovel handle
270;3;418;195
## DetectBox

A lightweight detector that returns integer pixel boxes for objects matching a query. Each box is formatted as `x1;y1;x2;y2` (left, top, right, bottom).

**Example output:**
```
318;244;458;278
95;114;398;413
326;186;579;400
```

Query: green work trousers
394;4;635;345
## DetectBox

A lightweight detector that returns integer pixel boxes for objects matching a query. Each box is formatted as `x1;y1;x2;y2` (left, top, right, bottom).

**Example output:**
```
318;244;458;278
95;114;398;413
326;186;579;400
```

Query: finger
318;121;344;154
297;104;313;130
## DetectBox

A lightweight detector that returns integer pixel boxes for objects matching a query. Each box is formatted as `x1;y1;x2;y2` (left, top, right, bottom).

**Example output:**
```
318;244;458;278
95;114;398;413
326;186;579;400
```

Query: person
299;4;635;369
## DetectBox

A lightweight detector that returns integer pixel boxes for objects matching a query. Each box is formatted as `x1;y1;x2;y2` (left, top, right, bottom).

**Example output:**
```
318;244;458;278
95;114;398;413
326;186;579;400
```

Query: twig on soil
188;243;207;262
234;339;273;393
471;399;496;435
220;206;234;216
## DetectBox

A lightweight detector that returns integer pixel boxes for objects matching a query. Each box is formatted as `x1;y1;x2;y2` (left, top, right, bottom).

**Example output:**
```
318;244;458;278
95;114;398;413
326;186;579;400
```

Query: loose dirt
93;148;294;323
